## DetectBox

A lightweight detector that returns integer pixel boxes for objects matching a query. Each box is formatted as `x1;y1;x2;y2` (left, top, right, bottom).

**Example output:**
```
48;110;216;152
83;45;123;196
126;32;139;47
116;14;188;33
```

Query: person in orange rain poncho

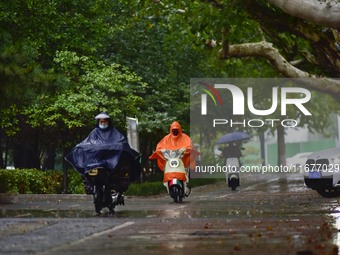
149;121;199;182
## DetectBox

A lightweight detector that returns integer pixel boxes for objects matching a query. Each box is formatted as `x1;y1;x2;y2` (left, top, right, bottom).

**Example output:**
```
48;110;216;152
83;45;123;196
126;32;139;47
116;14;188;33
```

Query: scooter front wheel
93;186;104;214
171;185;182;203
230;178;238;191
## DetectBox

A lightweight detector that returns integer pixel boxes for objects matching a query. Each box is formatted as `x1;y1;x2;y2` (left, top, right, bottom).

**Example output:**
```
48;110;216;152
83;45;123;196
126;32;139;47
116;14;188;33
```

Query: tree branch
221;41;340;95
267;0;340;29
241;0;340;76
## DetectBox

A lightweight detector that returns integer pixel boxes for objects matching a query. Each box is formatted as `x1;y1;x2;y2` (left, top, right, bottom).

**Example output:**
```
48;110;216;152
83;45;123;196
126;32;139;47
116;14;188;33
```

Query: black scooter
84;154;133;215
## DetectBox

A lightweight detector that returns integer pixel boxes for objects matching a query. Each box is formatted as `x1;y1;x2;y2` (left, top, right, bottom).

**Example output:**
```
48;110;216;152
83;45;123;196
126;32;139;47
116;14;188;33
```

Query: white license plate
309;171;321;179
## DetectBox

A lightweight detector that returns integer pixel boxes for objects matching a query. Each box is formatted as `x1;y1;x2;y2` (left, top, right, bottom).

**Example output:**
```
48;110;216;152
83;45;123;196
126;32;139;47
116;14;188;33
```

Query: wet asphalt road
0;174;340;255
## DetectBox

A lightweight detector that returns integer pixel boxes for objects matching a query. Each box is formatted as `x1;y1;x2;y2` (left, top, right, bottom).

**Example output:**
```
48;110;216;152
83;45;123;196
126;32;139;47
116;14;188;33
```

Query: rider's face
99;119;108;125
172;129;179;136
98;119;109;129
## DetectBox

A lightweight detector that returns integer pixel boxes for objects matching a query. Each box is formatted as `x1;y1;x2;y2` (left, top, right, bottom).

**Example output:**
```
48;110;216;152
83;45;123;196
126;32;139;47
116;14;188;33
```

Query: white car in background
304;147;340;197
286;152;313;172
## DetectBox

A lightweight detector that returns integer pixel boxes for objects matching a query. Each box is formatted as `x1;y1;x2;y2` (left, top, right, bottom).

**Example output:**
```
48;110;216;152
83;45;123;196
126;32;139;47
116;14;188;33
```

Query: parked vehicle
303;147;340;198
160;148;191;203
286;152;313;172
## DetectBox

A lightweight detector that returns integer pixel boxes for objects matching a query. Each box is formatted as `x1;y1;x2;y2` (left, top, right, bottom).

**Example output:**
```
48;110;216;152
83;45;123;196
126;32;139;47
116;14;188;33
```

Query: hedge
0;169;222;195
0;169;82;194
0;169;165;195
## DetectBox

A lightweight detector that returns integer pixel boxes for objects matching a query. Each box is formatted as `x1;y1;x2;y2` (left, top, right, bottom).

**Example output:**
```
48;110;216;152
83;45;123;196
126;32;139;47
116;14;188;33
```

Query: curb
0;194;91;204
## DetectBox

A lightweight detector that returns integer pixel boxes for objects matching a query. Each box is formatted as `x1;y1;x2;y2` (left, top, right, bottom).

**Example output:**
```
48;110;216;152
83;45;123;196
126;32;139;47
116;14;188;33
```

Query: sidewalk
0;193;91;204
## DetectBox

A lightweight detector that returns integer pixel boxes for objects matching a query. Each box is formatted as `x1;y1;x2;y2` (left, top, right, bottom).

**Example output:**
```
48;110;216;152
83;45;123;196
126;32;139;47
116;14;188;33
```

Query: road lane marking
71;221;135;245
36;221;135;254
73;221;135;242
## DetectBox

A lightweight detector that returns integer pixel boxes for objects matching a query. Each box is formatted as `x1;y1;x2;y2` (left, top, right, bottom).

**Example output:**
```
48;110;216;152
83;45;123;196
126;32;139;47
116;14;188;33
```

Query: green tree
0;0;148;168
1;0;338;172
140;0;339;165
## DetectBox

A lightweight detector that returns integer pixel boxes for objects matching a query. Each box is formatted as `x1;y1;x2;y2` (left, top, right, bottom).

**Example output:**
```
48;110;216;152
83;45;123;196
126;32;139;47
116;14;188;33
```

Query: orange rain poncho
149;121;199;172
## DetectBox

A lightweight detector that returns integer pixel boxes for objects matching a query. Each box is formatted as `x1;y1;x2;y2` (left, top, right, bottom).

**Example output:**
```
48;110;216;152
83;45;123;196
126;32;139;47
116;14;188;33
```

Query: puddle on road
0;209;157;218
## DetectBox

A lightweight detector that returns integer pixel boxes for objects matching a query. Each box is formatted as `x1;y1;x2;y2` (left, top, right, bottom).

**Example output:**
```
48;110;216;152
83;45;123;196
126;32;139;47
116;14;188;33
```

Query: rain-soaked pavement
1;174;340;255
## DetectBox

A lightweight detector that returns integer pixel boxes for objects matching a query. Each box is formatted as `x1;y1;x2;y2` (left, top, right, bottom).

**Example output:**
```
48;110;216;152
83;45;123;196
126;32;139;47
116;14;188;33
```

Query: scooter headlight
170;159;179;168
88;168;98;176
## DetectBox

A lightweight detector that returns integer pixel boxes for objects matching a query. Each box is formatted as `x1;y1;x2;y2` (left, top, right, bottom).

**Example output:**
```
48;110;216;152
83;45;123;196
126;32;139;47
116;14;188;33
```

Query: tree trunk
277;124;286;166
62;152;68;194
13;127;41;169
0;133;3;169
259;133;266;165
267;0;340;29
42;146;56;170
221;41;340;98
216;0;340;99
242;0;340;76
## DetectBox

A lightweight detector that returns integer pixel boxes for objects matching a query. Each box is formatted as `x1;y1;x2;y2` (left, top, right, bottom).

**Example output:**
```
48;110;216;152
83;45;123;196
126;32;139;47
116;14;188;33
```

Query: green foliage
0;0;338;171
24;51;148;130
125;179;223;196
67;170;84;194
0;105;20;136
0;169;222;196
0;169;63;194
1;0;146;134
190;178;224;187
125;182;165;196
0;169;87;194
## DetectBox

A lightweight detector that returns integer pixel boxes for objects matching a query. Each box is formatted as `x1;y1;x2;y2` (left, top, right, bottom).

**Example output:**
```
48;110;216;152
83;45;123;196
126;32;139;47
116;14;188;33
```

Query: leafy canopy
25;50;148;130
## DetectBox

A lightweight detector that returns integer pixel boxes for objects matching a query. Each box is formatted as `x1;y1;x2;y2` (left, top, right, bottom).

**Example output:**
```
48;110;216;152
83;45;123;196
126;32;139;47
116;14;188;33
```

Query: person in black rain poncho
65;112;141;194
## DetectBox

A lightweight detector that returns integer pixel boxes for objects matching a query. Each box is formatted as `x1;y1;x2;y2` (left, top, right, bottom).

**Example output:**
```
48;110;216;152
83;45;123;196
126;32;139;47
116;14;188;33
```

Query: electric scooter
161;148;191;203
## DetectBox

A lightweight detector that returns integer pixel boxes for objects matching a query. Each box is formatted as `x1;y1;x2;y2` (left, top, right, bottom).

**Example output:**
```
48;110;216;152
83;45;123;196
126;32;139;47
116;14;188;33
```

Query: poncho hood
149;121;199;171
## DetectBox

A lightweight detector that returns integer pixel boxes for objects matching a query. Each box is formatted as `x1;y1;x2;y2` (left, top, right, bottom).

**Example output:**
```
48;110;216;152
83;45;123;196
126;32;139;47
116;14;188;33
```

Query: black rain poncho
65;126;141;179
